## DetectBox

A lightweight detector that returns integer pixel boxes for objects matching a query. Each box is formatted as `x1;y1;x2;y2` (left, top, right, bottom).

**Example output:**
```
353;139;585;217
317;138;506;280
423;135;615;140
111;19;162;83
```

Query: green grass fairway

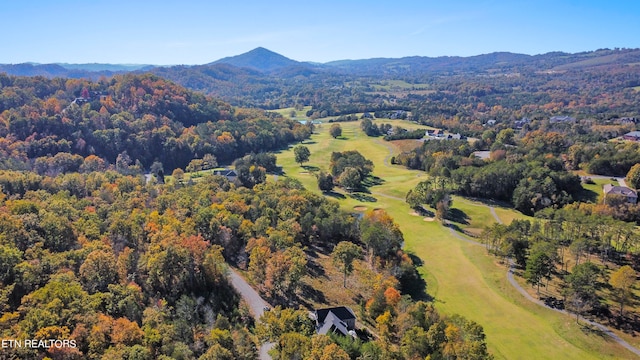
275;120;637;359
271;106;313;119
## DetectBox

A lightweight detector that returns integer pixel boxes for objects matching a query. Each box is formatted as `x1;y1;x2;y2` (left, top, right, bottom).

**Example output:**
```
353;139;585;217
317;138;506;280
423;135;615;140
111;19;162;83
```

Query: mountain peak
211;47;300;72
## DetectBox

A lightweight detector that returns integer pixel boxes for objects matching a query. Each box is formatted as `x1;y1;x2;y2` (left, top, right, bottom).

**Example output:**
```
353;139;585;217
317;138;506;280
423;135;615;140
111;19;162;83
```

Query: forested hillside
0;73;310;172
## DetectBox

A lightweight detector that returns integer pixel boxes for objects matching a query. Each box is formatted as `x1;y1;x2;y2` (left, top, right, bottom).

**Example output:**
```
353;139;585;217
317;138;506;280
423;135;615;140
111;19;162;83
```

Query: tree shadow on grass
448;222;466;234
302;165;320;172
298;283;328;305
579;323;609;339
414;206;435;218
574;188;599;203
305;259;327;278
349;192;377;202
402;253;432;302
362;175;385;187
324;191;346;199
447;208;470;225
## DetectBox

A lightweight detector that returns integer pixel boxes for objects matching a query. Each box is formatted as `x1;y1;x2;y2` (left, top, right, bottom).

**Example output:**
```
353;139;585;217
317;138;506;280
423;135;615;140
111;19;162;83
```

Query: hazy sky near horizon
2;0;639;65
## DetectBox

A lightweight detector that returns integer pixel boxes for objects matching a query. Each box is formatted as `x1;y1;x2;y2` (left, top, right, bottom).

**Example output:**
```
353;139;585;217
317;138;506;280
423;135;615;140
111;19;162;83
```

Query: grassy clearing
632;86;640;92
373;118;435;131
580;178;616;203
275;120;638;359
371;79;431;91
270;106;313;119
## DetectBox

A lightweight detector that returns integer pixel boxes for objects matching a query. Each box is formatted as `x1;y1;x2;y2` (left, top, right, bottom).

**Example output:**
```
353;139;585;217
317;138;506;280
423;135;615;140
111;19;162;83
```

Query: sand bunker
409;211;420;216
353;206;367;212
423;217;435;222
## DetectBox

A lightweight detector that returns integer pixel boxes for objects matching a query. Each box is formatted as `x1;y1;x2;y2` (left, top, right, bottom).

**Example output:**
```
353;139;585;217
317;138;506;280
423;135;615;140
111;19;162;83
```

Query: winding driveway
446;204;640;357
227;268;275;360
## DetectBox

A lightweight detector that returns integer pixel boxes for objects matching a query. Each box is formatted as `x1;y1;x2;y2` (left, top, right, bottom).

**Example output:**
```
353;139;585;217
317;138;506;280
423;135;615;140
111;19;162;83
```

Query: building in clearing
212;169;238;182
312;306;357;337
603;184;638;204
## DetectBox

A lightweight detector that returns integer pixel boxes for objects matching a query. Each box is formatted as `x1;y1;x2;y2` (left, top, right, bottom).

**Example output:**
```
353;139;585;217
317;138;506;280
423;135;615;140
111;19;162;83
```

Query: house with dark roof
313;307;356;337
514;117;531;129
213;169;238;182
603;184;638;204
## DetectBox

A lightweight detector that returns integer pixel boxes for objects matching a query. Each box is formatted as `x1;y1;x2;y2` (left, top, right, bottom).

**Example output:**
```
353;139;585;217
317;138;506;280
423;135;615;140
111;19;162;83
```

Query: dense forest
0;73;311;173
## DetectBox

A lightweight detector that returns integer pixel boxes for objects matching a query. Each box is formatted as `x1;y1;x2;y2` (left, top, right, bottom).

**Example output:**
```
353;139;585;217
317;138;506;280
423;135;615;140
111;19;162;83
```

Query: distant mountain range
3;47;640;78
2;47;640;103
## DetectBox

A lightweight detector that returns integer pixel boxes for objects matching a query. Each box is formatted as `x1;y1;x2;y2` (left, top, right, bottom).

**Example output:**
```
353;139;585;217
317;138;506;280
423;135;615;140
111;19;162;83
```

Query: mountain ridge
2;47;640;78
210;47;304;72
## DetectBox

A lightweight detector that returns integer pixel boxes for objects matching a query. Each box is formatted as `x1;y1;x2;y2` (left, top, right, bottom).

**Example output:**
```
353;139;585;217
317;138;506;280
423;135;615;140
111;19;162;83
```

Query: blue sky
1;0;639;65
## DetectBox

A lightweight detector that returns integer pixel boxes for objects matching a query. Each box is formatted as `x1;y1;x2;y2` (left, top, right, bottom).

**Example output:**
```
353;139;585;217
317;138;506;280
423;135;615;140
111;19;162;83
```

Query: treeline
481;207;639;323
396;138;582;215
0;73;311;173
360;118;425;140
567;141;640;176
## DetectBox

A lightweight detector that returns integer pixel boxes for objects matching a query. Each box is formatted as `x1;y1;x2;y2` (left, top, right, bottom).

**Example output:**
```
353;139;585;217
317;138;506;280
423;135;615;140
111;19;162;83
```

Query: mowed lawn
275;120;638;359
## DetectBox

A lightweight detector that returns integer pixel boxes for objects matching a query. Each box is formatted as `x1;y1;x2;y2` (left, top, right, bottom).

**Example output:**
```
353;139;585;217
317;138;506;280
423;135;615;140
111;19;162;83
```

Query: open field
370;79;432;91
275;119;639;359
270;105;313;120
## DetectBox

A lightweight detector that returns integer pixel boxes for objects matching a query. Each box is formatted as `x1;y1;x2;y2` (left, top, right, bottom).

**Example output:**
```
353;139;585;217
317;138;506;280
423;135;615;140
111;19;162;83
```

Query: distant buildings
514;117;531;129
425;129;464;140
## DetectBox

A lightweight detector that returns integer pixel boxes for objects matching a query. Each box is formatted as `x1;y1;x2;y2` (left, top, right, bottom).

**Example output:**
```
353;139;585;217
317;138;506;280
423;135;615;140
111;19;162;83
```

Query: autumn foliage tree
331;241;361;287
609;265;636;317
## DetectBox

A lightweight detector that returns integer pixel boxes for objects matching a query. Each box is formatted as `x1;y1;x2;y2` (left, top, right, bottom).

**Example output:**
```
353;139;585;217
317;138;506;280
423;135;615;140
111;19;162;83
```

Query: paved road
488;206;502;224
227;268;275;360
